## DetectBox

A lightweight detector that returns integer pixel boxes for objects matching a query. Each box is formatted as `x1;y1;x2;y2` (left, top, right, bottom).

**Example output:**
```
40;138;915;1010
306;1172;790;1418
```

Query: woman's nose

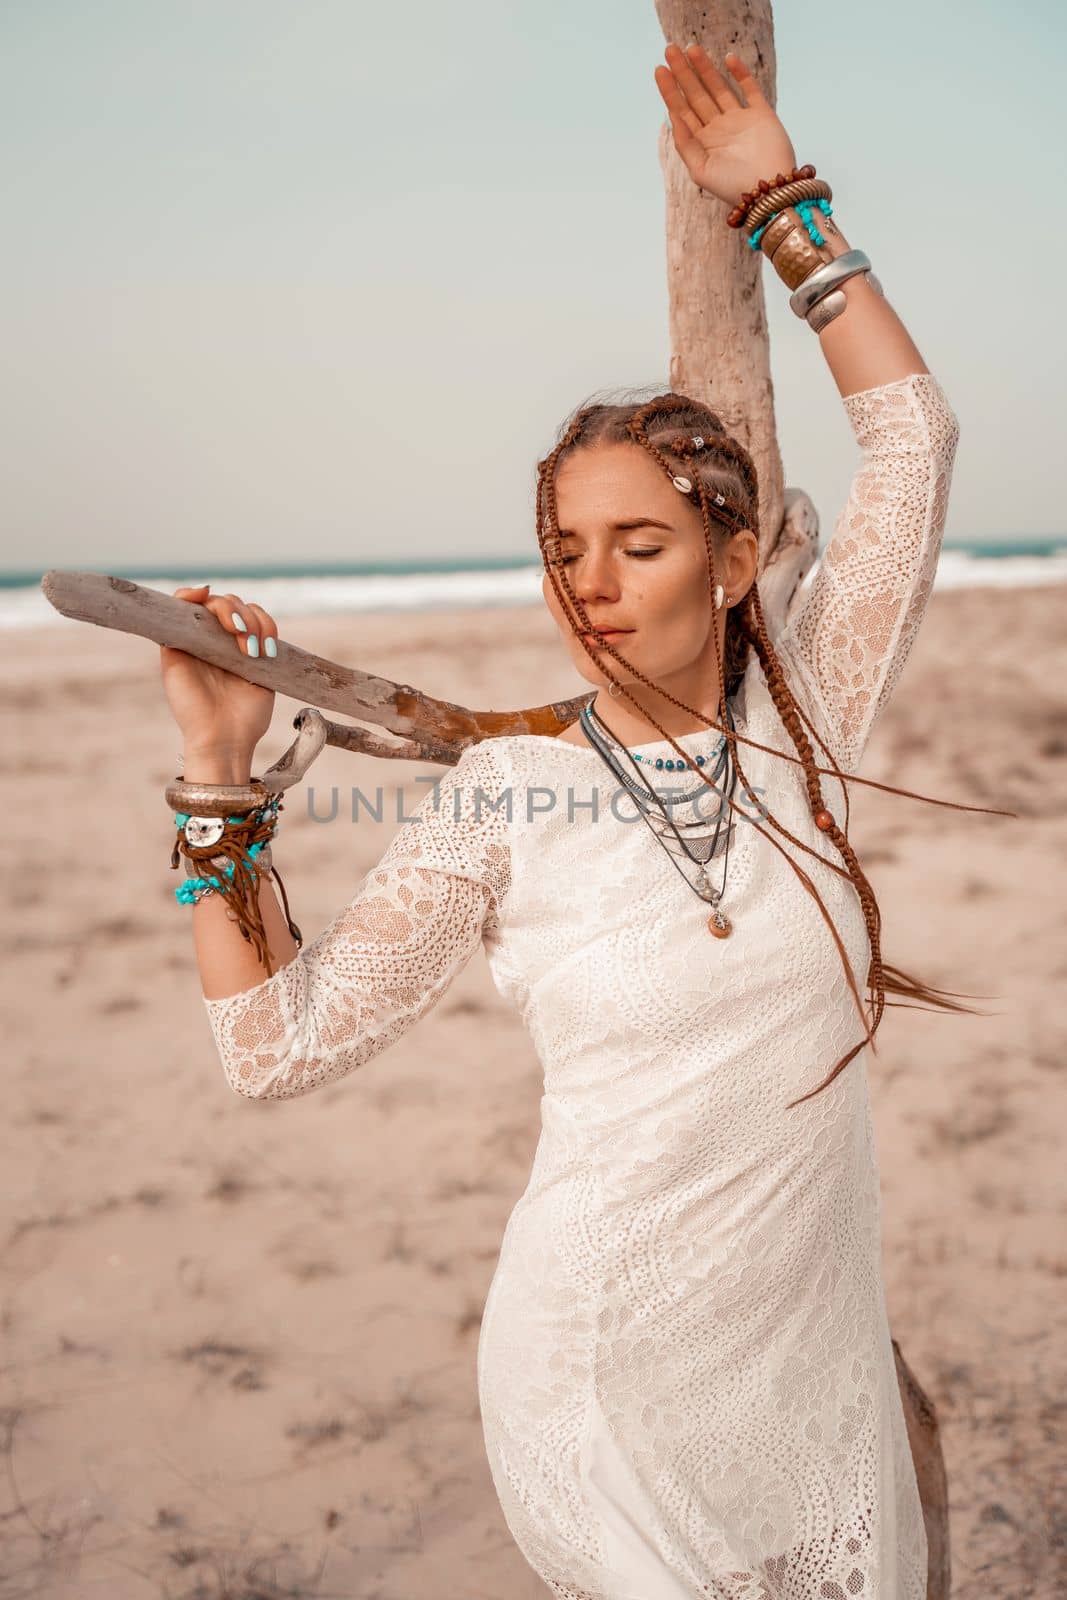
572;551;619;601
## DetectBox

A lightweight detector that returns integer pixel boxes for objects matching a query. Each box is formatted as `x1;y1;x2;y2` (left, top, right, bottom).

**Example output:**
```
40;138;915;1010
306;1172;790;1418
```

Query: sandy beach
3;583;1064;1599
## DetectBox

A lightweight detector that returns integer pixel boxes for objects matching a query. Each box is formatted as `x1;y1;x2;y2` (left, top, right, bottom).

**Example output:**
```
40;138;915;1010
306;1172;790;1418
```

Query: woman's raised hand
654;42;797;208
160;584;278;761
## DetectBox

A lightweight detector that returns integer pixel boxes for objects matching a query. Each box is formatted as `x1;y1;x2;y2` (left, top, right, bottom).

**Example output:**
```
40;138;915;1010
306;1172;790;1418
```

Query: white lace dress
203;373;960;1600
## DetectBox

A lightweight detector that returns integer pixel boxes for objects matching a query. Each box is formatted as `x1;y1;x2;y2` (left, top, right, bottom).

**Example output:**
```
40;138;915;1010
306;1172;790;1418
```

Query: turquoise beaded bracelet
174;842;270;905
748;196;833;252
173;798;280;906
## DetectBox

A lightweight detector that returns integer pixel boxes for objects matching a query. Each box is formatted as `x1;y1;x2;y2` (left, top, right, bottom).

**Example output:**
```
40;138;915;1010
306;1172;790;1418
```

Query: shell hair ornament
672;478;729;508
668;433;730;602
670;434;728;506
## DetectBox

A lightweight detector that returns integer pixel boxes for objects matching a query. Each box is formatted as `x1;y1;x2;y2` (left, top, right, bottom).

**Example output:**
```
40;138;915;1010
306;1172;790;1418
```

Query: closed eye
558;547;662;565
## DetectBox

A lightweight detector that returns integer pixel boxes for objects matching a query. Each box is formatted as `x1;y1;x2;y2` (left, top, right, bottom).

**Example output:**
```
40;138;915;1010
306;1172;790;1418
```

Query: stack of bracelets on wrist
725;163;884;332
167;773;303;979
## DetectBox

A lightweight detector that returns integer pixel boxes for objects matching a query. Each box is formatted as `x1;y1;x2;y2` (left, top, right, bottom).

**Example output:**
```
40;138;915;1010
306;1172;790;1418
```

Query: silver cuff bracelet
789;248;884;326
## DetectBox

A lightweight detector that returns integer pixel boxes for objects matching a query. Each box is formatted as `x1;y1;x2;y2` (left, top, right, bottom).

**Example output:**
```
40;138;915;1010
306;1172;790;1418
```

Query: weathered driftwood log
39;503;817;771
41;569;574;767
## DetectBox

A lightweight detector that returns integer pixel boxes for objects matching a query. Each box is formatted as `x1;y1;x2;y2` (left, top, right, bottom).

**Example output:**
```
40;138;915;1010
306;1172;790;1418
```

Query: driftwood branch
39;507;816;770
41;569;582;766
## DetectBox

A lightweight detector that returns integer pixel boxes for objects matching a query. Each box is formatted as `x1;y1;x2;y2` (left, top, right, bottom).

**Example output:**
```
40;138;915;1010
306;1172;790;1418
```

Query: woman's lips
582;629;632;642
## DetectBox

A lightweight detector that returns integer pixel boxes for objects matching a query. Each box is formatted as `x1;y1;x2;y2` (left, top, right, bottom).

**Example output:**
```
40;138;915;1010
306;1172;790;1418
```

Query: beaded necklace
578;700;740;938
630;734;725;773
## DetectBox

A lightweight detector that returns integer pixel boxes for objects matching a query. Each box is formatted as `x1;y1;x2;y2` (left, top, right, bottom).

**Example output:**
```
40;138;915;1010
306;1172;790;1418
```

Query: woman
160;41;967;1599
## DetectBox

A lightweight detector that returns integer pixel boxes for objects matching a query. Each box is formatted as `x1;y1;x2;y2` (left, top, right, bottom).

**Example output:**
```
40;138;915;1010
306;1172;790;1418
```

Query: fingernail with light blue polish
264;636;277;658
231;612;247;631
247;634;259;657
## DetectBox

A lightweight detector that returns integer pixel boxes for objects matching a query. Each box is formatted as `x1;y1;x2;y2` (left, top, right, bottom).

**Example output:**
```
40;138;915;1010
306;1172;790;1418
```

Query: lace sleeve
775;371;961;771
201;739;512;1101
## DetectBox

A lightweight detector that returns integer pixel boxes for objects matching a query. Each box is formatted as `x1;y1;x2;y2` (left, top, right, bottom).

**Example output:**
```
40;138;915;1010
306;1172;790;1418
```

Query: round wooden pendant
707;911;732;938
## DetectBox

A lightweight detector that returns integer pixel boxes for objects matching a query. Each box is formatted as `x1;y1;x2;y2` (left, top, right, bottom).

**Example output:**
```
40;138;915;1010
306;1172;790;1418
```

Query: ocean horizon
5;537;1066;630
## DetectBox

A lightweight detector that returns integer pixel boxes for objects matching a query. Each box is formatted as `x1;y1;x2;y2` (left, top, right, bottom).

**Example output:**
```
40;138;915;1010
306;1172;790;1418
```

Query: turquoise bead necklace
579;700;735;812
630;733;725;773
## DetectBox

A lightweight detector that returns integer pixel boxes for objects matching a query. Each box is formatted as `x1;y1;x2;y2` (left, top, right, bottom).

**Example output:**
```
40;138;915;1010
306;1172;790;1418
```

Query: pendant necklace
578;699;741;938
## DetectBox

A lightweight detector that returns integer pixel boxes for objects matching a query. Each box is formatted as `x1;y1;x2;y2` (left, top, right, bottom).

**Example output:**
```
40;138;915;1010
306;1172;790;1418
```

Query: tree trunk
653;0;785;568
650;5;951;1593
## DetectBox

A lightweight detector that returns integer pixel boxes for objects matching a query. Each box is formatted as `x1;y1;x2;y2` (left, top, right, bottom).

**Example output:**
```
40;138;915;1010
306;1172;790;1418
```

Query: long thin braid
737;586;891;1096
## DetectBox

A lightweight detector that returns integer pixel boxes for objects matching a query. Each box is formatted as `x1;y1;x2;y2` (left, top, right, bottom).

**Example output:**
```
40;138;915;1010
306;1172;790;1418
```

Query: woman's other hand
160;584;277;761
654;42;796;208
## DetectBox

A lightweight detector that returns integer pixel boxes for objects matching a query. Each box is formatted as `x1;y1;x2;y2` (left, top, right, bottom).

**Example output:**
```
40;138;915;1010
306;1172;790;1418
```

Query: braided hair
536;389;986;1110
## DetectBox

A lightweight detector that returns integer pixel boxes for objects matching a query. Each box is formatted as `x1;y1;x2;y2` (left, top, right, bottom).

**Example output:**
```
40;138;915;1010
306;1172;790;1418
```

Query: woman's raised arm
769;199;961;771
654;43;933;397
654;42;962;772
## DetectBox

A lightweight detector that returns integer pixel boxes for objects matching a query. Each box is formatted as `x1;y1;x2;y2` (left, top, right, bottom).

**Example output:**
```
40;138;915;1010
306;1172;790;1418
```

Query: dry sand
2;586;1065;1599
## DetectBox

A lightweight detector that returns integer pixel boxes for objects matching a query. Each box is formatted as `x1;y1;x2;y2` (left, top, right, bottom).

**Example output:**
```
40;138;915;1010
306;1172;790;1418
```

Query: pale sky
2;0;1063;575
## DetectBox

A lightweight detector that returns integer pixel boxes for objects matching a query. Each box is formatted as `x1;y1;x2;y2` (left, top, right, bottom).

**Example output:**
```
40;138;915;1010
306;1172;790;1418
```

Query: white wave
929;548;1067;589
2;565;547;630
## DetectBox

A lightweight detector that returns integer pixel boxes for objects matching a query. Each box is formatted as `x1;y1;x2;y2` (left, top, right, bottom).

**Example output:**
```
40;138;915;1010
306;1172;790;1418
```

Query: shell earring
714;584;725;609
